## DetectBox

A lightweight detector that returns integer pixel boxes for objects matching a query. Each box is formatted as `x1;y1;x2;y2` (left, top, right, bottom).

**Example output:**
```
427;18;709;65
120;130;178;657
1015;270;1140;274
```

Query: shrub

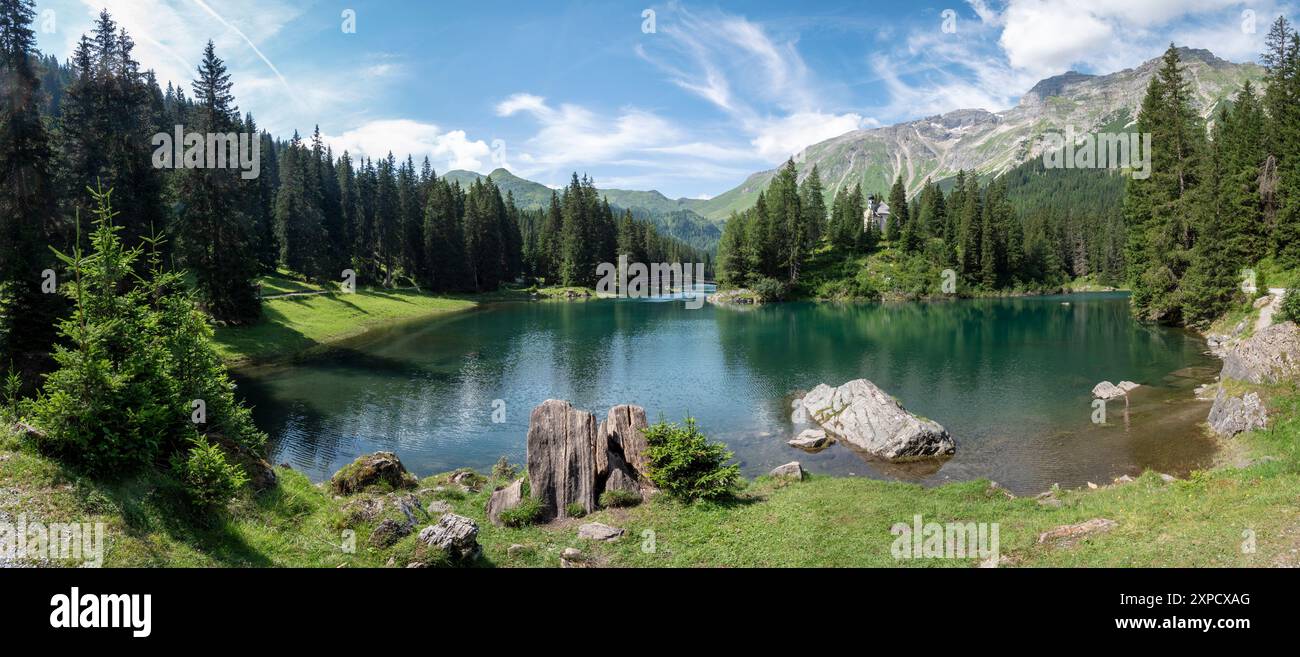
750;277;788;302
564;501;588;518
644;417;741;502
30;187;265;475
1280;290;1300;325
599;488;642;508
172;435;248;511
492;456;518;480
498;496;544;528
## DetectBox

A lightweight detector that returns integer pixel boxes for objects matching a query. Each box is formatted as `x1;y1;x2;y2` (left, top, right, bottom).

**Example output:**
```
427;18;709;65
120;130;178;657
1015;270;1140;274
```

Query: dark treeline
0;6;705;375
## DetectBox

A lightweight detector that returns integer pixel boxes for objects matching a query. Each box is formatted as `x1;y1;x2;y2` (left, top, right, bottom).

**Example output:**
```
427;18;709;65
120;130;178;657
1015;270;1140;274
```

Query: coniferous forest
0;7;707;376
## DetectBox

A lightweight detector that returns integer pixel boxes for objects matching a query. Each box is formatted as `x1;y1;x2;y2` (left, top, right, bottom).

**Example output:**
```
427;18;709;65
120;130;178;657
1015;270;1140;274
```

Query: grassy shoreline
2;402;1296;566
212;288;477;366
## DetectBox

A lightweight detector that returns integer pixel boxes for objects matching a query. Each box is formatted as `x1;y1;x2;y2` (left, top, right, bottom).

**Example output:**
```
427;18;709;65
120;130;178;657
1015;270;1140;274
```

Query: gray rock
507;544;529;558
787;429;831;450
1207;387;1268;436
1220;322;1300;384
527;400;600;520
485;479;524;527
1158;473;1177;483
1091;381;1125;399
1037;518;1117;547
799;379;955;461
1117;381;1140;393
559;547;585;568
368;518;410;548
426;500;451;515
769;461;804;481
418;513;481;561
577;522;625;541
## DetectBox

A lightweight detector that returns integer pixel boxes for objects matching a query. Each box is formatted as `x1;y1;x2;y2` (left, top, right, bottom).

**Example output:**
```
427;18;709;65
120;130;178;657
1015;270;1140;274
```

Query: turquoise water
235;292;1220;494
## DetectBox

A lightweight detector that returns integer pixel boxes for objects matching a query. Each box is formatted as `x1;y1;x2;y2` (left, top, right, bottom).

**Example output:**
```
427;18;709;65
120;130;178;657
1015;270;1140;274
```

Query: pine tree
173;41;260;323
799;165;826;246
0;0;61;368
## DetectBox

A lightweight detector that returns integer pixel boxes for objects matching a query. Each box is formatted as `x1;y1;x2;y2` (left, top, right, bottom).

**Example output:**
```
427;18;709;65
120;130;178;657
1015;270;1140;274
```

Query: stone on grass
577;522;625;542
418;513;481;562
769;461;804;481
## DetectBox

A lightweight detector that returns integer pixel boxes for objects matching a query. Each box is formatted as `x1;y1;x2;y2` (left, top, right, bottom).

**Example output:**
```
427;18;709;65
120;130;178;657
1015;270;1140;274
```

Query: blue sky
31;0;1298;198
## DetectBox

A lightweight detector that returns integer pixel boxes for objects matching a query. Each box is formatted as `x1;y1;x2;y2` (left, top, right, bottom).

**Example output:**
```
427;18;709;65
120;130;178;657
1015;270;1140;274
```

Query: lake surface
235;291;1221;495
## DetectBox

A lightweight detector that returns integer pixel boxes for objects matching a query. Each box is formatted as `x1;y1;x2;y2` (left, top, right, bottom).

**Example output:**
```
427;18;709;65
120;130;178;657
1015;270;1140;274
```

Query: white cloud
325;120;494;172
495;93;690;173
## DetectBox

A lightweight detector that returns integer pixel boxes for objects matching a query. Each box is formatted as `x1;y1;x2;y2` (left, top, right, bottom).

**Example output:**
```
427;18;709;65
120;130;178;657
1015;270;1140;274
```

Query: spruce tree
173;41;260;323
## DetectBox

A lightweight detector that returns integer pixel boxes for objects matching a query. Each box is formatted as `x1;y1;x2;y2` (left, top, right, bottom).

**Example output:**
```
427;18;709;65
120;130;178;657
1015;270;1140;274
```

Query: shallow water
235;291;1220;495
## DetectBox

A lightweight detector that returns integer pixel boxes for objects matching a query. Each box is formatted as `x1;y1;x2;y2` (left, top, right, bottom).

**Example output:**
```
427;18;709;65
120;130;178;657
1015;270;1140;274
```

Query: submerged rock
798;379;955;461
1207;387;1268;436
1091;381;1125;400
787;429;831;450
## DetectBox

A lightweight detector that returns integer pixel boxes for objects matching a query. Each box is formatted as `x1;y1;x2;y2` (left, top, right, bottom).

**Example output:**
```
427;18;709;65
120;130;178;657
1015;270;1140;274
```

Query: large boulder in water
798;379;955;461
527;400;600;520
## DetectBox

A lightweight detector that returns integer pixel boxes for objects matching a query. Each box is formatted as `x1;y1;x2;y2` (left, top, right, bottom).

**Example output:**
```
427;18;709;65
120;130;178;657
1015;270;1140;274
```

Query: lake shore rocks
707;288;761;307
787;428;831;450
330;451;417;495
796;379;955;461
1220;321;1300;384
769;461;804;481
1208;386;1268;436
418;513;481;562
526;400;654;521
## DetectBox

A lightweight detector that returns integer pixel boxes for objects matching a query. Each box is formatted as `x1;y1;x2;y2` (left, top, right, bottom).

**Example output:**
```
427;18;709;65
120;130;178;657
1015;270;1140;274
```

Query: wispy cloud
635;2;872;162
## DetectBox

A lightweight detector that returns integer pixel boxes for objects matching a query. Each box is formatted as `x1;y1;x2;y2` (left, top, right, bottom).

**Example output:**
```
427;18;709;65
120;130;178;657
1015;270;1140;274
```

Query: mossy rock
330;451;418;495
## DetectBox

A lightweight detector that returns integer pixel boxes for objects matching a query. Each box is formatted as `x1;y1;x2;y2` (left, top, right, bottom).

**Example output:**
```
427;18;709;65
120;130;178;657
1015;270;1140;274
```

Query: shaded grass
211;289;475;365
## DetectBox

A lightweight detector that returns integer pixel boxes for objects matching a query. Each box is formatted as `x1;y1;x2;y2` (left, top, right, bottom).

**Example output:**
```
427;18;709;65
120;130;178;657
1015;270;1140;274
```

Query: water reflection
236;292;1219;495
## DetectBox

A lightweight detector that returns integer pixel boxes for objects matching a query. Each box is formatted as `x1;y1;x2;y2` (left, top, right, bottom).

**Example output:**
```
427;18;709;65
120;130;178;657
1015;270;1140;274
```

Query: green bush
30;187;265;475
172;435;248;511
499;496;544;528
1279;290;1300;324
750;277;788;302
599;488;642;508
644;417;741;502
564;501;588;518
492;456;518;480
